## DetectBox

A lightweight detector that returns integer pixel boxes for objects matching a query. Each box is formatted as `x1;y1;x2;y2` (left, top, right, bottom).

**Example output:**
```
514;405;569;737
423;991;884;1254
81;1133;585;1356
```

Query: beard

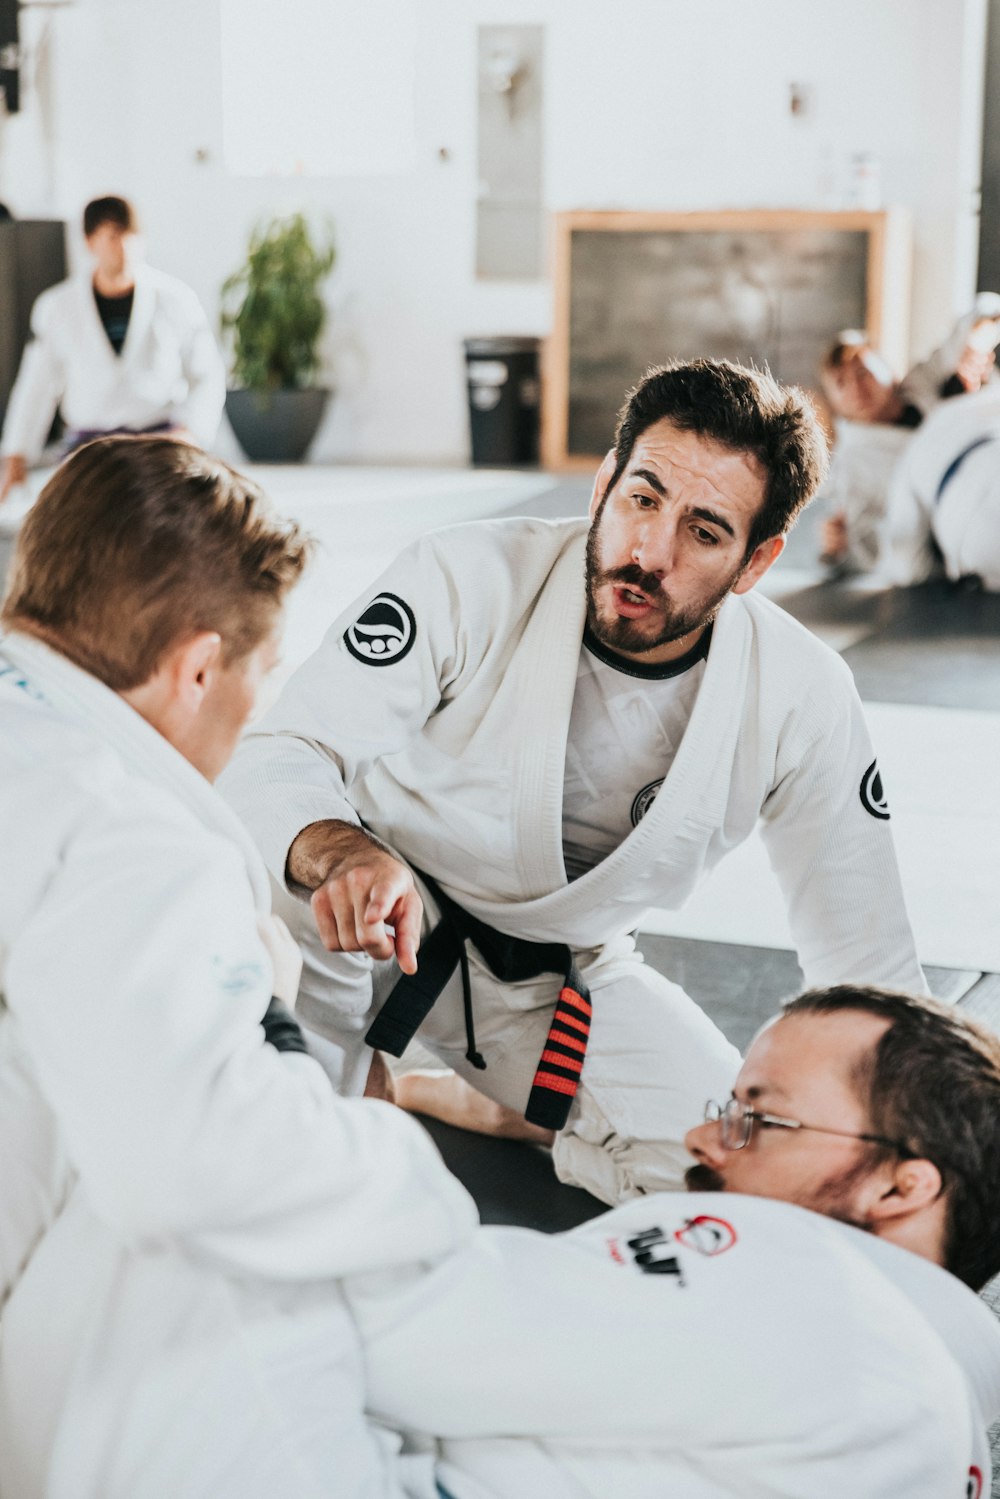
684;1153;878;1235
584;514;745;656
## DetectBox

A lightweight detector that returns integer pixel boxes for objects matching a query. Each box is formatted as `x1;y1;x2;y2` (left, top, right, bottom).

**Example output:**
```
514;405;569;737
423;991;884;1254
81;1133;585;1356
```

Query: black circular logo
344;593;416;666
859;759;890;820
631;778;664;827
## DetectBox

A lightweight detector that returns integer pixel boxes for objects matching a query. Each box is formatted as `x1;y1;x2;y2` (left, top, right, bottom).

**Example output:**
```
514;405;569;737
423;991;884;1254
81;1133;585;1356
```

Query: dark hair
783;985;1000;1288
2;437;311;690
83;196;138;238
608;360;829;555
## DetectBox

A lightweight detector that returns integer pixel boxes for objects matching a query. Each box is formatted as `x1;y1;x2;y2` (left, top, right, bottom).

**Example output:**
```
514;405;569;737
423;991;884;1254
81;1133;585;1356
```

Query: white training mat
639;700;1000;974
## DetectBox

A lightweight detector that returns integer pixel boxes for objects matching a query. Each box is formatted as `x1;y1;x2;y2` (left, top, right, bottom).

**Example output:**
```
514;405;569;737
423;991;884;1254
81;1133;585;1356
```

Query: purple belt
63;421;177;453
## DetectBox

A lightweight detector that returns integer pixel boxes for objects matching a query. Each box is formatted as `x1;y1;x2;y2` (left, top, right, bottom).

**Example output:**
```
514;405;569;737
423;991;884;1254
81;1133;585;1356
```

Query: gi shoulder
737;587;858;715
419;514;587;625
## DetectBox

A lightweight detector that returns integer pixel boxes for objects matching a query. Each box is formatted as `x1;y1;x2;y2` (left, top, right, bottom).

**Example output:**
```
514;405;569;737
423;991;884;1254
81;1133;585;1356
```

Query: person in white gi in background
0;437;477;1499
818;295;1000;574
347;985;1000;1499
0;195;225;501
885;384;1000;589
221;359;926;1206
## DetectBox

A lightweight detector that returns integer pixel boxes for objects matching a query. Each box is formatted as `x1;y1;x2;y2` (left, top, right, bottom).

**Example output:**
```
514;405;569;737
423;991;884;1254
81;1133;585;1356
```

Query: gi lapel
78;275;121;376
117;266;154;371
509;525;589;897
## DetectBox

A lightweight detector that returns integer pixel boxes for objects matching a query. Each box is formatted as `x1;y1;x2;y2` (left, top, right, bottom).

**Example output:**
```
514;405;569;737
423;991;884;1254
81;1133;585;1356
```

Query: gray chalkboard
565;226;869;457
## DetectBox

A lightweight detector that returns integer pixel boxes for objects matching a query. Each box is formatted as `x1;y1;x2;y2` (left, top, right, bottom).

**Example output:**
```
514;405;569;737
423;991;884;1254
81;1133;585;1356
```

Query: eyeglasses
704;1095;916;1157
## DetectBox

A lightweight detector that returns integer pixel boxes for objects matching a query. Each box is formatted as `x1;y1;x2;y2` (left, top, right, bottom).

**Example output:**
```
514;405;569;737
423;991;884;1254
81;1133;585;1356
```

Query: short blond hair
2;437;311;690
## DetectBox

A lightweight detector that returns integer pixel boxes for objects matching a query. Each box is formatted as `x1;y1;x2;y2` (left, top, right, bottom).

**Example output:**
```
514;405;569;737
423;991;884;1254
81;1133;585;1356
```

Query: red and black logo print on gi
859;759;890;820
967;1467;983;1499
630;778;664;827
674;1216;737;1256
344;593;416;666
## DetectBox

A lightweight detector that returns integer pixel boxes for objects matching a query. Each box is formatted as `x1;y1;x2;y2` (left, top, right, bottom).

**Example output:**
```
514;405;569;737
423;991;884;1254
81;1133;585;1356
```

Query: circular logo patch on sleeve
859;759;890;820
344;592;416;666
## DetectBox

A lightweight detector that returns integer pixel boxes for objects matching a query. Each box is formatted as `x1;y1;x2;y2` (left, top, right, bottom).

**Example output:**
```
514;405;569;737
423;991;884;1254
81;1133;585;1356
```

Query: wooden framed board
542;209;912;471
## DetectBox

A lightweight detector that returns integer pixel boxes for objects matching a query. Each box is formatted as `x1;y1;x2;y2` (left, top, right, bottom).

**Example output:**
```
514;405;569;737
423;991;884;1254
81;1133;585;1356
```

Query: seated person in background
349;986;1000;1499
0;437;476;1499
220;359;927;1207
885;384;1000;589
0;196;226;502
819;293;1000;572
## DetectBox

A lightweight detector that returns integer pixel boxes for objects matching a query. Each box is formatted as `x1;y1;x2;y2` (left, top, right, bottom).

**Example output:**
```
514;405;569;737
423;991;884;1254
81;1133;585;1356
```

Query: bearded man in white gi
222;359;925;1204
0;437;477;1499
347;986;1000;1499
885;384;1000;590
0;195;225;501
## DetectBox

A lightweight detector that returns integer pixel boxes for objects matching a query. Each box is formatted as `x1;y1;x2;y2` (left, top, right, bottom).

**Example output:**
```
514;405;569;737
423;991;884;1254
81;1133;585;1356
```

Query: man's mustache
597;562;664;598
684;1163;725;1192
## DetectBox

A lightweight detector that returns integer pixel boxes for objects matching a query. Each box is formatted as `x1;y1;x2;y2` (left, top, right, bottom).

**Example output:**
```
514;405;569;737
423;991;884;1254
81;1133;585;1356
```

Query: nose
684;1117;728;1168
631;513;677;577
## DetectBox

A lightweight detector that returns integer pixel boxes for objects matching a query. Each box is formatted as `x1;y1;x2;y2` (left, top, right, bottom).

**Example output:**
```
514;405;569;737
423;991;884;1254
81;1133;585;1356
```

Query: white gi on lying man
2;424;1000;1498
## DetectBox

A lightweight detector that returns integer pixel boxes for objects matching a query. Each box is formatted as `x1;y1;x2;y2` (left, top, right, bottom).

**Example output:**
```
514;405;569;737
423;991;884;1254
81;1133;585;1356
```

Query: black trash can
464;336;540;466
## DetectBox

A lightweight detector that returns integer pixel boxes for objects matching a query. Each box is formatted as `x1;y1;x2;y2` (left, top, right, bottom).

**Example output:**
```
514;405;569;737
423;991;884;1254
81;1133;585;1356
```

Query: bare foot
395;1071;555;1146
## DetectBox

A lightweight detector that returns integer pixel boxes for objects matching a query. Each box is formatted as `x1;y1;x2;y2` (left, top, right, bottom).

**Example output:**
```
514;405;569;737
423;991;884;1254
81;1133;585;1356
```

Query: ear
867;1157;944;1226
588;449;618;521
162;630;223;711
732;534;785;595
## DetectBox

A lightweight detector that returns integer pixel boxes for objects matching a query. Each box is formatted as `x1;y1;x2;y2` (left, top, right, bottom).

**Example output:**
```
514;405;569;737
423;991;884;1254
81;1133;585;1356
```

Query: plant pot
225;387;331;463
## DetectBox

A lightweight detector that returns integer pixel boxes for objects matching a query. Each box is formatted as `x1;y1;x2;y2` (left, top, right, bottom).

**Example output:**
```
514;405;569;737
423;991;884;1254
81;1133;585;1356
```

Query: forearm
286;818;392;893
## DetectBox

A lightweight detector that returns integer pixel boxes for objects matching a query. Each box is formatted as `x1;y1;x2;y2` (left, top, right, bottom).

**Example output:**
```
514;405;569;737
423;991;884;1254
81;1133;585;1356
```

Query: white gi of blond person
0;195;225;502
220;358;927;1206
0;437;478;1499
346;986;1000;1498
818;293;1000;574
884;383;1000;590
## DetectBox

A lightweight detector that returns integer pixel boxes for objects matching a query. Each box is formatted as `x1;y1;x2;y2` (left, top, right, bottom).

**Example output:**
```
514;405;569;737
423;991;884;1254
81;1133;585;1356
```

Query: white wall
0;0;988;463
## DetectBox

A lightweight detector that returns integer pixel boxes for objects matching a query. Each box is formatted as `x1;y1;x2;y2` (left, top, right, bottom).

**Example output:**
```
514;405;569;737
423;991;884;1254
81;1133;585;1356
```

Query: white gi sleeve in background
0;290;65;461
759;658;927;993
221;532;470;887
884;449;938;586
4;800;477;1282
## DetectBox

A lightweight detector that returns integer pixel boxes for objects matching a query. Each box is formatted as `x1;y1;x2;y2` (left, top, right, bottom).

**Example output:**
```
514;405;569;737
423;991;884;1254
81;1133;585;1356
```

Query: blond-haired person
0;437;474;1499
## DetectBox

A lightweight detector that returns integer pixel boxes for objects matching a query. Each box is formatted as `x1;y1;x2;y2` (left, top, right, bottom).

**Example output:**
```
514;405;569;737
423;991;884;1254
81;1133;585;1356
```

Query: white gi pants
276;876;741;1204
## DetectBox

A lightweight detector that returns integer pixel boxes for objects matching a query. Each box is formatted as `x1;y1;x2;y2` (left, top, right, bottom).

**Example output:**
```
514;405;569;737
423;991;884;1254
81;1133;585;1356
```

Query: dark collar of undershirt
582;620;713;680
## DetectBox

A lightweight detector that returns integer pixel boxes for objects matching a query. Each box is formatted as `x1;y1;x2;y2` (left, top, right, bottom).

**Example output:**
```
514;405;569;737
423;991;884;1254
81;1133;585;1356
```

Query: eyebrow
743;1083;788;1104
628;467;737;539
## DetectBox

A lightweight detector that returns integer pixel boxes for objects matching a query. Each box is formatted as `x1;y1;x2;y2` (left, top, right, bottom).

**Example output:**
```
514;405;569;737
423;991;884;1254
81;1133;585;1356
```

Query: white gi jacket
349;1193;1000;1499
0;632;477;1499
225;515;922;984
886;387;1000;589
0;264;226;458
819;417;912;571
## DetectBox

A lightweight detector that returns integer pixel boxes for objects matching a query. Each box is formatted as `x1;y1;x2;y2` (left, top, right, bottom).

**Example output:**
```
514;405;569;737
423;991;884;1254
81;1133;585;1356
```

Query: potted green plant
221;213;336;462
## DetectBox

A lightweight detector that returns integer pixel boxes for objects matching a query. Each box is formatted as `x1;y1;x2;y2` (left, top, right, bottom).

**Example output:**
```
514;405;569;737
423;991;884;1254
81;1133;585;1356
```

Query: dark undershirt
582;620;713;679
93;286;134;355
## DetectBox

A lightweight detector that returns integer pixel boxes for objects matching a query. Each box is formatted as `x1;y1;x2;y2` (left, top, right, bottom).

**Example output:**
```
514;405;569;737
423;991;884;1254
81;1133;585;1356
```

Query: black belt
365;872;592;1131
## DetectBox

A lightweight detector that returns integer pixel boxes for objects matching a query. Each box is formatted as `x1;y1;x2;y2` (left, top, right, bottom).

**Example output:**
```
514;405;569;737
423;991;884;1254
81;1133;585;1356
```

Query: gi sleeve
345;1221;971;1498
219;532;467;887
4;804;477;1281
758;660;926;992
0;292;65;461
170;287;226;450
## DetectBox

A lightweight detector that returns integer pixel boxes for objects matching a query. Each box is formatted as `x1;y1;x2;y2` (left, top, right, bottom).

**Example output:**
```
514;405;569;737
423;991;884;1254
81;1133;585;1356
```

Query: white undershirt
561;625;710;881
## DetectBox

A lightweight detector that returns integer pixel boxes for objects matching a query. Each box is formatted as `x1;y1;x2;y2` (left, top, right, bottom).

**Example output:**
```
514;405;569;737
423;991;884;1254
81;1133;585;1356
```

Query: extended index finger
390;889;423;976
